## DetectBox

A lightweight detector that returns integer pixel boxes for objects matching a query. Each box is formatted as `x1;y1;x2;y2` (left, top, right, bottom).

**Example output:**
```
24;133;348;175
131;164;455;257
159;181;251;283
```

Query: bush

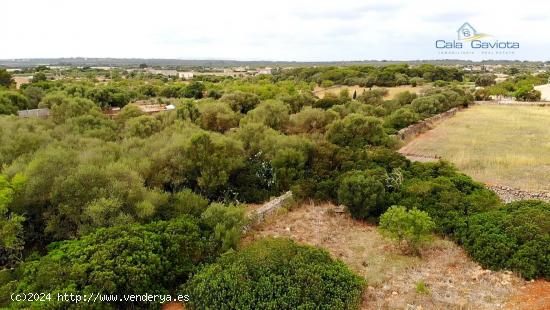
457;200;550;279
221;91;260;113
6;217;213;308
176;100;200;122
198;100;240;133
326;114;390;148
398;166;499;235
200;203;247;252
240;99;290;130
124;115;161;138
384;107;420;130
166;189;209;217
337;170;386;219
379;206;435;255
183;238;364;310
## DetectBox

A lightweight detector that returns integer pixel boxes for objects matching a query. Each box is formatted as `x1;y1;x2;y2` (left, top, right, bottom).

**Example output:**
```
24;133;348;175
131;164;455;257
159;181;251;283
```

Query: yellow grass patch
399;105;550;191
313;85;425;99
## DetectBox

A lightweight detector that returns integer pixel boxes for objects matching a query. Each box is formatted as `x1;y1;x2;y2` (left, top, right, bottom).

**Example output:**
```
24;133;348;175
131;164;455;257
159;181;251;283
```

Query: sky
3;0;550;61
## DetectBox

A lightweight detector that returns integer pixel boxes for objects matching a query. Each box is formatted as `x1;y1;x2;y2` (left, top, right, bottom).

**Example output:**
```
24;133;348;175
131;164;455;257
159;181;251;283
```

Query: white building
178;71;194;79
146;68;178;77
257;67;272;75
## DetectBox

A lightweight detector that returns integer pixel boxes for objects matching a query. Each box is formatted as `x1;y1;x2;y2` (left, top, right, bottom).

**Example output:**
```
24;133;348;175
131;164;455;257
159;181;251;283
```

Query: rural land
1;59;549;310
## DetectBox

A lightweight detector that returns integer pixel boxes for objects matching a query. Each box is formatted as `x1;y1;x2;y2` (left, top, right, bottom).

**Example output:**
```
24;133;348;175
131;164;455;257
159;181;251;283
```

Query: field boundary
396;107;463;143
486;185;550;203
476;100;550;106
244;191;293;232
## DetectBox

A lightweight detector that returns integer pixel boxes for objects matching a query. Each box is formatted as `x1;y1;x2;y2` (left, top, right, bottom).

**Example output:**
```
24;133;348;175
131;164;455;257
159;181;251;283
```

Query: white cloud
2;0;549;61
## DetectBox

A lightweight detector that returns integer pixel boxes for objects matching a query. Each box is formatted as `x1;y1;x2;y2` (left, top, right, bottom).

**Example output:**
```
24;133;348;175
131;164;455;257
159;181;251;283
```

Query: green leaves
326;114;390;148
379;206;435;255
458;200;550;279
184;238;364;310
337;170;386;219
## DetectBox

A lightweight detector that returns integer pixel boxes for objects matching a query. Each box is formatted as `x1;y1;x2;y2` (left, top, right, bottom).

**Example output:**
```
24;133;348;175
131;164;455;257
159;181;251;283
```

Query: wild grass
313;85;424;99
400;105;550;191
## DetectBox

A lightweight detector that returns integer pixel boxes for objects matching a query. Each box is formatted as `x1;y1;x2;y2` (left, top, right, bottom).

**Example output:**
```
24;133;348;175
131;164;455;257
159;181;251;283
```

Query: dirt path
245;203;549;309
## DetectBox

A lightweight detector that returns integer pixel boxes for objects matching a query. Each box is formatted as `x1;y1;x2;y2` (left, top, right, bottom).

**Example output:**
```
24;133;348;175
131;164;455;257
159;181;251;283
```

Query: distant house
178;71;194;79
257;67;272;75
145;68;178;77
18;108;51;119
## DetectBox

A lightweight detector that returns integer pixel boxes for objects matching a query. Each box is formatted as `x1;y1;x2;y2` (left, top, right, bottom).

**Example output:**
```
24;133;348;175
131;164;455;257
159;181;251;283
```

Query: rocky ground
244;202;549;310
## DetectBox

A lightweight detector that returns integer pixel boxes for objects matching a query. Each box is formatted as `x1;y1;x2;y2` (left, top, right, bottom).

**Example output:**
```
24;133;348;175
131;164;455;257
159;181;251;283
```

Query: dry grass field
313;85;425;99
399;105;550;191
244;203;543;309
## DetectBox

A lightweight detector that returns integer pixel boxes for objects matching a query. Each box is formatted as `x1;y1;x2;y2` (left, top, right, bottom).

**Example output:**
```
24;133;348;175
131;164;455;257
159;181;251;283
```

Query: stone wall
244;191;293;232
486;185;550;203
475;100;550;106
396;107;461;143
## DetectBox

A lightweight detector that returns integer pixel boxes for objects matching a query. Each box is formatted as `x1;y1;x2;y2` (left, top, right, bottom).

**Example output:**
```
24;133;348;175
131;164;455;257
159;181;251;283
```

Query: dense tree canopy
1;65;548;309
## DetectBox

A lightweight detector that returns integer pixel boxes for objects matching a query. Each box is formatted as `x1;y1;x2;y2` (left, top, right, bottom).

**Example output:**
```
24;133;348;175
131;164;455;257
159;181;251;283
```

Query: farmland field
313;85;425;99
399;104;550;191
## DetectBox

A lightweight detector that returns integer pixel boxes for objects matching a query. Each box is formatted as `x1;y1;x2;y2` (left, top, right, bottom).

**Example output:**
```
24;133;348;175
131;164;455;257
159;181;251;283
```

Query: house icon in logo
457;22;477;41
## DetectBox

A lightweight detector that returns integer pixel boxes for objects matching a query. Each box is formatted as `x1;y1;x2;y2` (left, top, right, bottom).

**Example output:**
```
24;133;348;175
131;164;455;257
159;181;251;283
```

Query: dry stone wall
487;185;550;203
396;107;461;143
244;191;293;232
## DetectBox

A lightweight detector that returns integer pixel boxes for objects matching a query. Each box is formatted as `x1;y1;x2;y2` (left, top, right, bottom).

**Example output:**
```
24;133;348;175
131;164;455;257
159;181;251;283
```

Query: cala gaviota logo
436;22;519;49
456;22;489;41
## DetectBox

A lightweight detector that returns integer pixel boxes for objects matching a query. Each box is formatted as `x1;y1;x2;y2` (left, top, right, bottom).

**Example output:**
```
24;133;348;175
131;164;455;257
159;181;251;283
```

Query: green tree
149;132;245;197
241;99;290;130
198;100;240;133
474;74;496;87
337;170;386;219
124;115;161;138
221;91;260;113
22;86;44;108
380;205;435;255
176;100;200;122
200;203;247;252
326;114;390;148
384;107;420;130
0;174;26;267
184;81;205;99
31;72;48;83
0;69;14;88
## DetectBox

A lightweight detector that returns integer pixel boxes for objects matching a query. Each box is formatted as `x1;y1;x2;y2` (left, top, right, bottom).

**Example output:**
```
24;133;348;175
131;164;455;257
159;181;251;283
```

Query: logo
456;22;488;41
435;22;519;54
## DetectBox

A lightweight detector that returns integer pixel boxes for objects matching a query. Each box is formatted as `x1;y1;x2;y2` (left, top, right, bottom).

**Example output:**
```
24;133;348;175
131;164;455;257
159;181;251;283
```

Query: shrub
221;91;260;113
124;115;161;138
326;114;390;148
410;96;442;116
415;280;429;294
384;107;420;130
166;189;209;218
183;238;364;310
241;99;290;130
457;200;550;279
176;100;200;122
200;203;247;252
7;217;213;308
288;106;336;134
197;100;240;133
398;170;499;235
379;206;435;255
337;170;386;219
